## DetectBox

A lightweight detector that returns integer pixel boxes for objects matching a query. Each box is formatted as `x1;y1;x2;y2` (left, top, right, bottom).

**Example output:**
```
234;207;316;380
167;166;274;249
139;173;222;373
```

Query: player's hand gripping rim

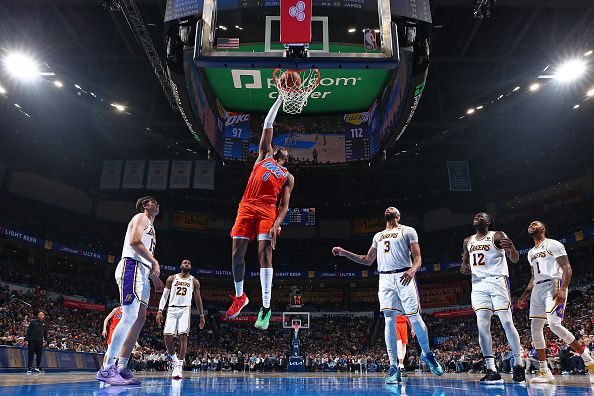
400;268;417;286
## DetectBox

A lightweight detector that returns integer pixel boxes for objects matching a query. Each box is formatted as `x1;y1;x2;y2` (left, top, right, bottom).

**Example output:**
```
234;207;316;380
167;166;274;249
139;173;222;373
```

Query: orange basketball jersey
110;307;123;331
242;157;289;205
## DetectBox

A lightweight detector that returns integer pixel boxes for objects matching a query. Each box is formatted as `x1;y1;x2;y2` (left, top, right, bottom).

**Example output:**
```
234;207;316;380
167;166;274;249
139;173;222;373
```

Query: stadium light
74;84;81;89
348;28;356;33
0;85;6;94
529;83;540;91
111;103;125;112
466;108;475;115
587;87;594;97
53;80;63;88
584;50;593;57
573;104;580;109
554;59;586;82
3;52;40;81
14;103;21;108
513;86;520;92
476;105;484;110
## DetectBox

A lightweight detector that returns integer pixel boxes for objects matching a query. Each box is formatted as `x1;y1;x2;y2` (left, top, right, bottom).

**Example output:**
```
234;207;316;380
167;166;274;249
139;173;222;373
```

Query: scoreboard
282;208;316;226
344;113;371;162
289;293;303;308
223;114;251;160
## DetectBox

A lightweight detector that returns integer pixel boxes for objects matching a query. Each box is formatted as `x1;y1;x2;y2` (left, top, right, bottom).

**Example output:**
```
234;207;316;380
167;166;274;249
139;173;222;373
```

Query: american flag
217;38;240;49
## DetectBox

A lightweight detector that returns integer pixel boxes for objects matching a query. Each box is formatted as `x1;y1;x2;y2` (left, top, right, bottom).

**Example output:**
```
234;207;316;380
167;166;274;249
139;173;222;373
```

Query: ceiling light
14;103;21;108
529;83;540;91
466;108;475;115
555;59;586;82
476;105;483;110
3;53;40;81
584;50;593;57
218;25;227;30
513;86;520;92
348;28;356;33
53;80;63;88
0;85;6;94
497;94;503;100
573;104;580;109
586;87;594;97
111;103;125;112
74;84;81;89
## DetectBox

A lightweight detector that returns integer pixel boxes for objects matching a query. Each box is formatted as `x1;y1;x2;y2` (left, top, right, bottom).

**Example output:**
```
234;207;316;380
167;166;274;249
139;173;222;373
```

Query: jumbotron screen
282;208;316;226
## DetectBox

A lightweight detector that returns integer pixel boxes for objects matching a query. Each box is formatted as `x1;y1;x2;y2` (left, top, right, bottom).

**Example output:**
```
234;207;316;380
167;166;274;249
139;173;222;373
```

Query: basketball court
0;372;592;395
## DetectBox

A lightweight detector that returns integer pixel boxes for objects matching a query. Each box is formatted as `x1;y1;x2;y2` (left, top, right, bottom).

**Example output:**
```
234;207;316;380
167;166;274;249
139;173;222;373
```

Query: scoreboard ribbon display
223;113;251;160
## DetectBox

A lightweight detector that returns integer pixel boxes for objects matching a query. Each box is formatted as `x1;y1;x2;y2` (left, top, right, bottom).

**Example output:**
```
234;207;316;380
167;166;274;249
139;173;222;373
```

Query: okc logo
289;1;306;22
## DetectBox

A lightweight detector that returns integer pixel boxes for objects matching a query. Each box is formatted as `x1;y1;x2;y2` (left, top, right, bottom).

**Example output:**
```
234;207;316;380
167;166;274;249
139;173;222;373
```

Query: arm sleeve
158;288;171;311
547;240;567;258
404;227;419;244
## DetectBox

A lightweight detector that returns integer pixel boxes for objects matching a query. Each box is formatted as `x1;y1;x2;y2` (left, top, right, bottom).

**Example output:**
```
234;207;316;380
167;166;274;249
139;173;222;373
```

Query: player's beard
181;267;191;274
384;213;397;222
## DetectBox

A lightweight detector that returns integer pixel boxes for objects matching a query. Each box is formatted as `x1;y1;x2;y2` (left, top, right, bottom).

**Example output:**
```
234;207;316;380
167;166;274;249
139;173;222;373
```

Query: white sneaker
172;362;183;379
586;361;594;383
531;369;555;384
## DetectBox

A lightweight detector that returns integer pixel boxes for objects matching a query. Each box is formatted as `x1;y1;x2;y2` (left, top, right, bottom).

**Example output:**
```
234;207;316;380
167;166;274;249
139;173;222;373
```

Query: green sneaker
254;307;271;330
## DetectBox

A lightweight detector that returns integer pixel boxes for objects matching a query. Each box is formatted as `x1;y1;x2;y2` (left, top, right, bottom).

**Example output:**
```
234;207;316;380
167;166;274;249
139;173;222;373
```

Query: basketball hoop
273;68;320;115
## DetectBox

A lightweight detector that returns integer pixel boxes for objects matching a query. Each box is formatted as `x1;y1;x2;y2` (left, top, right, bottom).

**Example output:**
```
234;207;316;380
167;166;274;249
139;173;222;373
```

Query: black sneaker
480;369;503;384
512;365;526;382
33;368;44;374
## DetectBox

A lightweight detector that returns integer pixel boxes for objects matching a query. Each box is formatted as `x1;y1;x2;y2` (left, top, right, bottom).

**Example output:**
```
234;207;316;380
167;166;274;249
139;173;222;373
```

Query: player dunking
332;207;443;385
227;96;295;331
518;221;594;383
460;212;525;383
96;196;164;385
156;259;205;379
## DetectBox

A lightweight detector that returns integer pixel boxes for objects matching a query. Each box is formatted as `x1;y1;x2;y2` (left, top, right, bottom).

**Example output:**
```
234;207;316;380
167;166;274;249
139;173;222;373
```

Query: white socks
234;281;244;298
384;314;398;367
260;268;273;308
485;357;496;371
117;357;129;371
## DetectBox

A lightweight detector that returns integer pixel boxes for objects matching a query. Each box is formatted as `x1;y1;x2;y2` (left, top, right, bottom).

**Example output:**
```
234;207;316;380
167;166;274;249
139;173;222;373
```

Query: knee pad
531;319;546;349
547;317;575;345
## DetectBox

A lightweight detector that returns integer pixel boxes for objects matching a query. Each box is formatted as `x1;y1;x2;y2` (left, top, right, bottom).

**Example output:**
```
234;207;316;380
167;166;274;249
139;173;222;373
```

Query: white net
273;68;320;114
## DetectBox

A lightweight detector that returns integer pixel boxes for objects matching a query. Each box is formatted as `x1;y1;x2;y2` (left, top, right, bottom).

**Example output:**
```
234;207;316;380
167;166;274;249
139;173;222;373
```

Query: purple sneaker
95;365;130;385
118;368;141;385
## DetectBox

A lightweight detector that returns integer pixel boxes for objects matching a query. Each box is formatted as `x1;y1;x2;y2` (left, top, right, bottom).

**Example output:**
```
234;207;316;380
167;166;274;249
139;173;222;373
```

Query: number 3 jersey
168;274;194;307
371;225;418;272
527;238;566;283
467;231;508;279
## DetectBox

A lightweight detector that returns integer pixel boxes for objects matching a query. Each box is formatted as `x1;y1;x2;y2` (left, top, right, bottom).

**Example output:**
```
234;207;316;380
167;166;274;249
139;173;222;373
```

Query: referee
25;311;48;374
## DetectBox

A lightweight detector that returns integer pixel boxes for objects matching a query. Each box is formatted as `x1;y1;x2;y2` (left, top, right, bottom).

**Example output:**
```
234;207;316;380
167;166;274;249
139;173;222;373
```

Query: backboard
282;312;310;329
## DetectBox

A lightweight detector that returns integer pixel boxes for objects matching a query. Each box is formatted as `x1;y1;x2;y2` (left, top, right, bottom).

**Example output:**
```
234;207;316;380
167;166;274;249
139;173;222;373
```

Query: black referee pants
27;340;43;369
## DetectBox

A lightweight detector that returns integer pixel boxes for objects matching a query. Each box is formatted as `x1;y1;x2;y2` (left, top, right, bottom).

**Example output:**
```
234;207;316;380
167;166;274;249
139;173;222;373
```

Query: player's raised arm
460;237;471;275
332;245;377;267
257;96;283;162
495;231;519;263
193;278;205;329
269;174;294;250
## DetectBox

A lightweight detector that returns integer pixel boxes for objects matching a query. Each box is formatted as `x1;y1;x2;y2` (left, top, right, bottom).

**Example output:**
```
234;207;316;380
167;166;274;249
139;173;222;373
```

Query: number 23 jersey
168;274;194;307
467;231;508;279
371;225;418;272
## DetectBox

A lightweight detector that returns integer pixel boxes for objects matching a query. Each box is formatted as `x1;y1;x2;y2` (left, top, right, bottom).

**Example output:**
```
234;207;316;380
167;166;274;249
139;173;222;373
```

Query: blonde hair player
332;207;443;385
518;221;594;383
156;259;205;379
460;212;525;384
96;196;164;386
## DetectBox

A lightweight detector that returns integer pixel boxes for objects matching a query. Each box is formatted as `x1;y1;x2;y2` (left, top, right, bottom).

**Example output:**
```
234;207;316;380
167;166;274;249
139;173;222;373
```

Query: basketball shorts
529;279;566;321
115;258;151;306
396;321;408;344
231;201;277;241
471;275;511;312
378;273;420;315
164;306;192;336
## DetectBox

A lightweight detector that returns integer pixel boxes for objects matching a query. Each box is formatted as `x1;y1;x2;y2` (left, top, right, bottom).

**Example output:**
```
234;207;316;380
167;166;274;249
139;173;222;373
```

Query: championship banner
353;217;384;234
448;161;472;192
146;161;169;190
169;161;192;189
122;160;146;189
193;160;215;190
99;161;123;189
172;212;209;231
63;298;106;312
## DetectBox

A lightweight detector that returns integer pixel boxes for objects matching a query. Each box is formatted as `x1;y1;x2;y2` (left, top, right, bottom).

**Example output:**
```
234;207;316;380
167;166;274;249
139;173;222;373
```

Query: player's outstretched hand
331;247;344;256
151;276;164;292
156;311;163;325
400;268;416;286
199;316;206;330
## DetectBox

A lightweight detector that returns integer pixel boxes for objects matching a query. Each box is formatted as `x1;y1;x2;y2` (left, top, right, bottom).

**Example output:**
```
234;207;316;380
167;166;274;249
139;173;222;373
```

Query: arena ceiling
1;0;593;210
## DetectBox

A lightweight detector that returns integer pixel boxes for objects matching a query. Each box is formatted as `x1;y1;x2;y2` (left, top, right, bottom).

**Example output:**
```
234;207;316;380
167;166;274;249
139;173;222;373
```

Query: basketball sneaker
480;369;503;384
385;365;402;384
420;352;444;376
226;293;249;318
585;361;594;383
33;368;44;374
530;369;555;384
172;361;183;379
118;368;141;385
96;365;130;385
254;306;272;330
512;365;526;383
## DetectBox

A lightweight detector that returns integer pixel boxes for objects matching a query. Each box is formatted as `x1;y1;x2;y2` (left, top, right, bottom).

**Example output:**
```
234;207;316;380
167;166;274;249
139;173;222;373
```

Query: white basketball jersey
467;231;508;278
527;238;566;282
372;225;418;272
121;214;156;267
168;274;194;307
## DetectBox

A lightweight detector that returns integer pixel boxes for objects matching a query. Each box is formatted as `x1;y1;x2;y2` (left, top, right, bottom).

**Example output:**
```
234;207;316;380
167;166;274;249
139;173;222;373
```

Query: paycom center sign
204;68;389;114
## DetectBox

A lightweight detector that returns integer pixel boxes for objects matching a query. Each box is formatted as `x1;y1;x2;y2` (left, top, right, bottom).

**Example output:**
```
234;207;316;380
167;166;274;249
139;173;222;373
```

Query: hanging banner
99;161;123;189
63;298;106;312
353;217;384;234
172;212;209;231
169;161;192;189
146;161;169;190
448;161;472;192
193;160;215;190
121;160;145;189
